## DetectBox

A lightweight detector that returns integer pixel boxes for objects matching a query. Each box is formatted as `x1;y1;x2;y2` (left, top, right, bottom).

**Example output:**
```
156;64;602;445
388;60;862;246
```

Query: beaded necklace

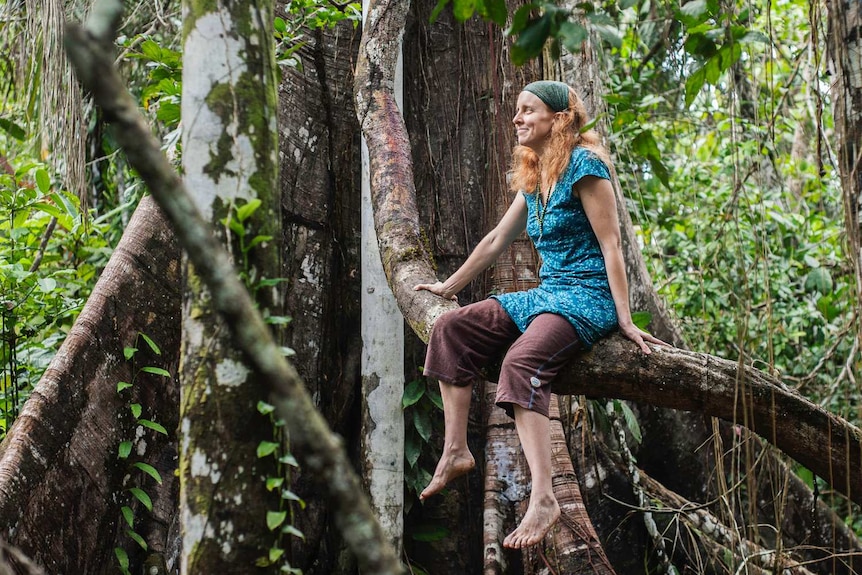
535;180;554;241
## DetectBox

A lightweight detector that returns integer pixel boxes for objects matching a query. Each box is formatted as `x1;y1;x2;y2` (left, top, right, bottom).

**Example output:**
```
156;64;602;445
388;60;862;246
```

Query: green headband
523;81;570;113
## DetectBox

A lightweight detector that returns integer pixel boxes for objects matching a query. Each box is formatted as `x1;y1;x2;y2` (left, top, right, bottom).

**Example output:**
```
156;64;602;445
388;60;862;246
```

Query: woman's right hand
413;281;457;301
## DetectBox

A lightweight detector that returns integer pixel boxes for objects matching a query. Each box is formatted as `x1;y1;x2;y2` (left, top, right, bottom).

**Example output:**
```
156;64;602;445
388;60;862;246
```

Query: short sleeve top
491;146;618;348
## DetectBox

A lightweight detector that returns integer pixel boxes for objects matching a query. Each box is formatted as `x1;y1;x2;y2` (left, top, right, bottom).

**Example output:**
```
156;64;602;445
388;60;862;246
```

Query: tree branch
554;334;862;507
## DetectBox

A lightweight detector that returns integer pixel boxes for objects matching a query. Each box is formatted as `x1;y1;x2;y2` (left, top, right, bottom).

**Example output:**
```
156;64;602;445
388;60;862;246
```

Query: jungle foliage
0;0;859;565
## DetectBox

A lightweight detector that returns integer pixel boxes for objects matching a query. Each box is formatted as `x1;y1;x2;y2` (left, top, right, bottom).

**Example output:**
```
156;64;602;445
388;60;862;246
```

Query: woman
414;80;667;549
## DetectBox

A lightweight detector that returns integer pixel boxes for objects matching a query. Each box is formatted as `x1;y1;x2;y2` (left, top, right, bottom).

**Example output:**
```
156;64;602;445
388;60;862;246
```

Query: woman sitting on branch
414;80;668;549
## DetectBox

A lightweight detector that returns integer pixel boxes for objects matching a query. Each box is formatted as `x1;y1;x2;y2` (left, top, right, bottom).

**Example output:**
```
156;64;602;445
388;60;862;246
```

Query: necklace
535;181;554;241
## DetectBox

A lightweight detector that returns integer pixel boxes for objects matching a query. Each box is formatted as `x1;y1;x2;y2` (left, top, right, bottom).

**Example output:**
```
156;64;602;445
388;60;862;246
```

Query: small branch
28;217;57;273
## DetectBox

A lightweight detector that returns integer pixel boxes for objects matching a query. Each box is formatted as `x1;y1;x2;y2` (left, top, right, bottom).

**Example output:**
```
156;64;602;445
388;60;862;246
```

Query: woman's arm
414;193;528;300
577;176;668;353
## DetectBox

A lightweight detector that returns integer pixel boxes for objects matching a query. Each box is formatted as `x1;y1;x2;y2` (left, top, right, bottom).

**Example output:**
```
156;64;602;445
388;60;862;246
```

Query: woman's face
513;91;556;153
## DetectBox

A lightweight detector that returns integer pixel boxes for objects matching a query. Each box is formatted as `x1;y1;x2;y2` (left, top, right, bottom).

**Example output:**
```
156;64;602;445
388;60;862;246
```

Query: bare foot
419;450;476;501
502;494;560;549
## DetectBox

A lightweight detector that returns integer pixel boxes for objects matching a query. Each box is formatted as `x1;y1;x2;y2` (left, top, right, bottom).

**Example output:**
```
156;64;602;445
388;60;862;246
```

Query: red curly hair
509;86;610;194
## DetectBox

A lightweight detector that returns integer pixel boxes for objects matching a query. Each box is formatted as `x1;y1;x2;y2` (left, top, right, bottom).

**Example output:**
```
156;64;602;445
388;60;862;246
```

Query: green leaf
507;3;535;36
114;547;130;571
121;505;135;528
35;169;51;194
281;524;305;539
266;477;284;491
279;453;299;467
127;529;148;550
806;268;833;294
130;403;142;419
452;0;477;21
49;191;79;220
593;24;623;49
0;118;26;140
257;400;276;415
402;379;426;409
426;385;444;410
133;462;163;484
511;14;552;65
559;21;588;52
123;347;138;361
430;0;452;23
413;407;433;443
118;441;132;459
617;400;642;444
128;487;153;512
411;523;450;542
37;277;56;293
738;30;769;44
631;311;652;330
281;490;306;509
796;466;814;489
246;234;273;251
269;547;285;562
257;441;279;458
117;381;133;393
236;198;262;222
140;366;171;378
480;0;508;26
684;65;707;107
405;431;421;468
266;510;287;531
139;333;161;355
631;130;661;161
678;0;710;27
274;17;288;34
138;419;168;436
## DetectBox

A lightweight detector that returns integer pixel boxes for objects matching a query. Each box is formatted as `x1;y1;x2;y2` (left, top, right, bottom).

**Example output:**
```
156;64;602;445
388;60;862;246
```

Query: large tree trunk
177;1;283;570
276;5;365;572
0;196;181;573
360;0;406;552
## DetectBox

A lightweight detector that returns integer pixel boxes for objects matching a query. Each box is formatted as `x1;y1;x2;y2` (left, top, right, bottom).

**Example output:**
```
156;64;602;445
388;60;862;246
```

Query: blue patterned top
491;147;618;348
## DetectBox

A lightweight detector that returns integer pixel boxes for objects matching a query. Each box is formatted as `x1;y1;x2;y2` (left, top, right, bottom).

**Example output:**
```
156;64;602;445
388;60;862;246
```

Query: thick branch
557;335;862;507
354;0;457;341
64;7;403;575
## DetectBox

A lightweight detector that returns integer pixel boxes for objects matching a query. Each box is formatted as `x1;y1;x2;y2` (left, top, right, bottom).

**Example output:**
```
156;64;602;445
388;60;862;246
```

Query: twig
28;216;57;273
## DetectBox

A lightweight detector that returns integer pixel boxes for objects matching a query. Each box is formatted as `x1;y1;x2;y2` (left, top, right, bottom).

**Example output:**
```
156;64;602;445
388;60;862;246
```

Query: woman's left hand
619;323;670;354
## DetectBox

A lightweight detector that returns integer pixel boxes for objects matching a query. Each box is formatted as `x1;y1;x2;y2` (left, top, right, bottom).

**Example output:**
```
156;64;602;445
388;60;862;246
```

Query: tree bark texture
827;0;862;351
276;7;365;572
178;1;284;570
65;5;404;573
0;197;181;573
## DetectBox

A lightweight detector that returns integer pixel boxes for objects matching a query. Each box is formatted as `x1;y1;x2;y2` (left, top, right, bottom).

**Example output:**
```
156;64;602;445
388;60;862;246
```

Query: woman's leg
419;380;476;500
502;406;560;548
495;313;581;548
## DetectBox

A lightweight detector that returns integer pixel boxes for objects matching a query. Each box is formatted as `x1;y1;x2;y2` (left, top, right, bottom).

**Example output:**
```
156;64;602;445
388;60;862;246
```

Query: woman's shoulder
567;146;610;182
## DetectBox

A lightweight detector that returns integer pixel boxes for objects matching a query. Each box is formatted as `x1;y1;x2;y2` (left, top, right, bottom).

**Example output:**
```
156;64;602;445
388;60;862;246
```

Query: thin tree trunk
0;197;181;573
360;0;406;553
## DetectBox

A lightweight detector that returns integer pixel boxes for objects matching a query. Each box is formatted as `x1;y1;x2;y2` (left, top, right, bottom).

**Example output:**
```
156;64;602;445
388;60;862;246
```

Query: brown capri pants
423;299;582;419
